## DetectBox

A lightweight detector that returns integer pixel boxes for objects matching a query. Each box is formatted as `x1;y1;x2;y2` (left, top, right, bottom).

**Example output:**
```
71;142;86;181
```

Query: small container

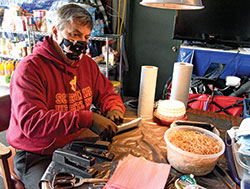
175;174;197;189
164;126;225;176
232;138;250;180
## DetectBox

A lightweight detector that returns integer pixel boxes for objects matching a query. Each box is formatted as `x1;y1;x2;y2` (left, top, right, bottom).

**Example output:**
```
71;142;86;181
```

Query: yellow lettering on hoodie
69;100;85;111
82;86;92;98
68;93;76;104
75;90;83;101
55;93;68;104
55;86;92;111
55;104;68;111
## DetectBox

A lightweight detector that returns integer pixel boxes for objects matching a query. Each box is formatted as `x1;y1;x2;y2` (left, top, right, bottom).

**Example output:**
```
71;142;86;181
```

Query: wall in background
123;0;181;100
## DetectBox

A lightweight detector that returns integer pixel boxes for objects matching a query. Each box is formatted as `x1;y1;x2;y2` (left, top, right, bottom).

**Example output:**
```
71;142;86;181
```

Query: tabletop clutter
41;62;250;188
154;99;228;189
156;99;225;178
40;98;246;189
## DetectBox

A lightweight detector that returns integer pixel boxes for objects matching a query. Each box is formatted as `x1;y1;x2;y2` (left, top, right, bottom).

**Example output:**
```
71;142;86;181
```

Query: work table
41;106;242;188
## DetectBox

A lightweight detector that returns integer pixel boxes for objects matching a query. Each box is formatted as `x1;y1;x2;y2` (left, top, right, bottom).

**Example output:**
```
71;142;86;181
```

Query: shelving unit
89;34;123;94
0;30;124;94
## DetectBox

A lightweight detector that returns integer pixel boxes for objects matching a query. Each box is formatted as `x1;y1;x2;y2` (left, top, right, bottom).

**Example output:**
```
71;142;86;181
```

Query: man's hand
106;109;124;125
91;112;118;141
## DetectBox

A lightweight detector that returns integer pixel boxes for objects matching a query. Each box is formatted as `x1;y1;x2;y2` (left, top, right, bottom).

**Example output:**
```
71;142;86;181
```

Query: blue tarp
178;46;250;79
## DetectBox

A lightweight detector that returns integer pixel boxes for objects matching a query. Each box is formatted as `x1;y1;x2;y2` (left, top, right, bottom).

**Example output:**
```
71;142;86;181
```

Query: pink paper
104;154;171;189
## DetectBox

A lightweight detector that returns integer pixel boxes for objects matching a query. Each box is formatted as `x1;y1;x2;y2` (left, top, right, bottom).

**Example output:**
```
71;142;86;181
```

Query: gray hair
54;3;93;31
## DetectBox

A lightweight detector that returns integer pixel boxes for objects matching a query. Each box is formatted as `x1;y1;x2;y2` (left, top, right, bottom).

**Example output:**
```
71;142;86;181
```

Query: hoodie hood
33;36;81;97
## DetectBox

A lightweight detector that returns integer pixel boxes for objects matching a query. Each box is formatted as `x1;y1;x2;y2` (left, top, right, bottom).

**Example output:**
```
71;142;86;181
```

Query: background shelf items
0;59;18;85
89;34;123;89
89;34;123;95
0;29;32;59
0;4;125;95
0;30;124;95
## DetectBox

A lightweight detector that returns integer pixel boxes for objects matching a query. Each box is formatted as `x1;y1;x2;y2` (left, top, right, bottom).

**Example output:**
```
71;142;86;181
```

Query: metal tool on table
51;171;108;188
41;144;110;188
51;172;76;188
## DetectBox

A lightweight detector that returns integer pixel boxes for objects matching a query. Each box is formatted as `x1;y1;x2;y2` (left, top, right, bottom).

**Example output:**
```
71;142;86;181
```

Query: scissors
51;172;108;188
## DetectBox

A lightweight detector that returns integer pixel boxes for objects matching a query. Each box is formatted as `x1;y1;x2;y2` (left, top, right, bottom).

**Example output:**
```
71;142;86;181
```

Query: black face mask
59;38;88;60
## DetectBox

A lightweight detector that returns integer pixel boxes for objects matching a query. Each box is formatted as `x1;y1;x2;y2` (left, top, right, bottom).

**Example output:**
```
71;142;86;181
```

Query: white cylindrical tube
137;66;158;120
170;62;193;107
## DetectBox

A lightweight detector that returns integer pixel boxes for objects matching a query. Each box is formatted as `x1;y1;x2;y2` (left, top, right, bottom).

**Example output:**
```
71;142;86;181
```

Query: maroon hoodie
6;36;125;155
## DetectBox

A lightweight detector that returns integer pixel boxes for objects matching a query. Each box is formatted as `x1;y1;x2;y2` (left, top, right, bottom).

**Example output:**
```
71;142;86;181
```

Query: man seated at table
6;3;125;188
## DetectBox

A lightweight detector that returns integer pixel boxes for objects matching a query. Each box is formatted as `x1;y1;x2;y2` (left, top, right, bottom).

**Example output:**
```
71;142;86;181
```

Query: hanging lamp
140;0;204;10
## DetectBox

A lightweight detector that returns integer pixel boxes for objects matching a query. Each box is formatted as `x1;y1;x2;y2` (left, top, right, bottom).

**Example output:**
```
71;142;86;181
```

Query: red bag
187;93;244;117
163;78;244;117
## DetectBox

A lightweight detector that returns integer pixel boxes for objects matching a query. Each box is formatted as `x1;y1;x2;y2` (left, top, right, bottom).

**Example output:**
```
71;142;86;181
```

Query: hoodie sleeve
90;59;125;114
10;57;92;140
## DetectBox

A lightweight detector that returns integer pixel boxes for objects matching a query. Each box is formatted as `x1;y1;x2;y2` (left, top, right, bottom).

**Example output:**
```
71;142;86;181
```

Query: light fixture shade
140;0;204;10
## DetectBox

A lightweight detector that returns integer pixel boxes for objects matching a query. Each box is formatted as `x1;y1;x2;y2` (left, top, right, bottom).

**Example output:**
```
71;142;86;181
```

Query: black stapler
52;148;97;178
69;140;114;161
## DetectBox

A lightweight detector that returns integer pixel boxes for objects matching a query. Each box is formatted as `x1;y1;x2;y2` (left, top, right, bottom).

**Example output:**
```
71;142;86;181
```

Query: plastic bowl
164;126;225;176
